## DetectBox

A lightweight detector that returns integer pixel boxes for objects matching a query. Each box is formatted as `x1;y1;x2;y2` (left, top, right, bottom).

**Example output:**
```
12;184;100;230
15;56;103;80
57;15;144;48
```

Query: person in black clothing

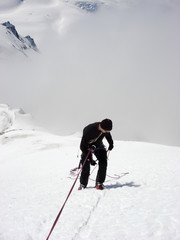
78;119;114;190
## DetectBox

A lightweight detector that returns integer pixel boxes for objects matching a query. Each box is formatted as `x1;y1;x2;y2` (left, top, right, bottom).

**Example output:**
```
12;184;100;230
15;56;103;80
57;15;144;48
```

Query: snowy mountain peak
0;21;38;58
75;1;99;12
23;35;38;52
2;21;19;38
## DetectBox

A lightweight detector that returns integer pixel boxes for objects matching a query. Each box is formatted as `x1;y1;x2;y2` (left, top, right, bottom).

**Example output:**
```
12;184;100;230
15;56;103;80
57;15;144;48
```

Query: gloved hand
108;144;114;151
90;159;97;166
90;145;96;151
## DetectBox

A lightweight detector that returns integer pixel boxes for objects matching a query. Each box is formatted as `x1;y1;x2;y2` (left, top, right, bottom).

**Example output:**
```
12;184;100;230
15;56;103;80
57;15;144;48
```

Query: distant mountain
75;1;99;12
0;21;38;58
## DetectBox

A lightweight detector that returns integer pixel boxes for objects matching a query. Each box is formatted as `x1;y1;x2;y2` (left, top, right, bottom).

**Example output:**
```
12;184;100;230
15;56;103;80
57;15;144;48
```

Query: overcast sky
1;0;180;146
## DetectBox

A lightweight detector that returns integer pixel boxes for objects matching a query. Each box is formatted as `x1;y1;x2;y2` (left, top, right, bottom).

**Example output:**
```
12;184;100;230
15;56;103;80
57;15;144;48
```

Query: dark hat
100;119;113;131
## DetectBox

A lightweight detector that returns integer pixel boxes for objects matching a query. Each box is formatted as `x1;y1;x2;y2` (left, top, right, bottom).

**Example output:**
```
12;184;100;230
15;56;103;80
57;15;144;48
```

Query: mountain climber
78;118;114;190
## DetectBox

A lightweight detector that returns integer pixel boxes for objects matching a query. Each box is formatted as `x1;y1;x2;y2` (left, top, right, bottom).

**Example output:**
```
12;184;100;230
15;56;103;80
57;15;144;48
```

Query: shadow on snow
87;181;141;189
105;181;141;189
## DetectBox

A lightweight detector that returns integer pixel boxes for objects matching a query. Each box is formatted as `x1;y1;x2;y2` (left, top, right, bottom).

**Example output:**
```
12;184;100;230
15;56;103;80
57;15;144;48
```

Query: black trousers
80;146;107;187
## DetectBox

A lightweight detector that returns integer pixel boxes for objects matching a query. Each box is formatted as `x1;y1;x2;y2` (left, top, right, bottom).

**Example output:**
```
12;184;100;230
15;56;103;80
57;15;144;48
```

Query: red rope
46;150;91;240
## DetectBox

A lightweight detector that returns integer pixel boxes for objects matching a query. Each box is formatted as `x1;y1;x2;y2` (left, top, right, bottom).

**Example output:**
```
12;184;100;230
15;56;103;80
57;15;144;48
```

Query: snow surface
1;105;180;240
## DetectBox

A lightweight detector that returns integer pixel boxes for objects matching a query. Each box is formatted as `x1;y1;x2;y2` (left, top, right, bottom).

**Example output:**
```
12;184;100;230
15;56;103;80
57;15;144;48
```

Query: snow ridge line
71;191;106;240
0;128;23;135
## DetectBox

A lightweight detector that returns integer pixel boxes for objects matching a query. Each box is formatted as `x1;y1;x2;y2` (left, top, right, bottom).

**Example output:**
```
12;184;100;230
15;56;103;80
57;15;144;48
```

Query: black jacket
80;122;114;154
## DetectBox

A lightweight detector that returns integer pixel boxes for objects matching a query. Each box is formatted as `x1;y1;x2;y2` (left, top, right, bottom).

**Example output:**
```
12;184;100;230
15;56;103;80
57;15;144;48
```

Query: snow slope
0;105;180;240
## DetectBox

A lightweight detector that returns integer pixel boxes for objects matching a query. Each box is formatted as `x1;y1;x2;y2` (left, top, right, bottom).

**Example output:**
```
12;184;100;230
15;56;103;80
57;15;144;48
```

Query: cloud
0;0;22;11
